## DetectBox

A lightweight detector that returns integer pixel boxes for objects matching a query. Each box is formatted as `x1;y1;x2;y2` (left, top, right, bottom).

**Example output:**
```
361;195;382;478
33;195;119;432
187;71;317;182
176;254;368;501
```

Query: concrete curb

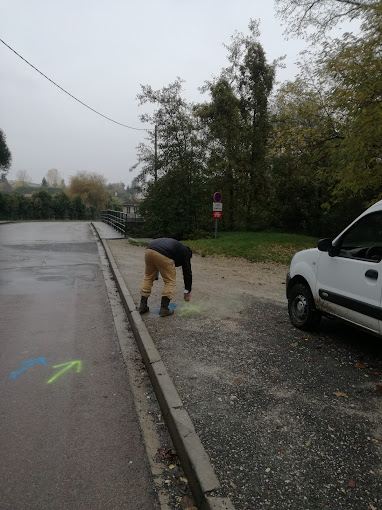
93;226;234;510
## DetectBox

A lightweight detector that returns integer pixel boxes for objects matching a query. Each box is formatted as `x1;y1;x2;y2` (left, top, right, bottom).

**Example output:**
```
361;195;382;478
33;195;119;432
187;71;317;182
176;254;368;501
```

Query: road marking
9;357;47;379
46;360;82;384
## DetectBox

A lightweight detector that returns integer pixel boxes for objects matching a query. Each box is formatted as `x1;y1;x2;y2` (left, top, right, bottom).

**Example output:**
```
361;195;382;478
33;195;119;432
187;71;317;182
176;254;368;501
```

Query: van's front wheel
288;283;321;330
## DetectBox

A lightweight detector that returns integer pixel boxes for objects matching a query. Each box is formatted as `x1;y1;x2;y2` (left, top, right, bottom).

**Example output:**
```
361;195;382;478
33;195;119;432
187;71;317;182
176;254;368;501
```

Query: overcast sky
1;0;306;187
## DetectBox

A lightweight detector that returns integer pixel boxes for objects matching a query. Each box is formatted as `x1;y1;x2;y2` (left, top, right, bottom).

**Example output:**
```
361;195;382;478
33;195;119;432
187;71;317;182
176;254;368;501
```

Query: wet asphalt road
0;222;159;510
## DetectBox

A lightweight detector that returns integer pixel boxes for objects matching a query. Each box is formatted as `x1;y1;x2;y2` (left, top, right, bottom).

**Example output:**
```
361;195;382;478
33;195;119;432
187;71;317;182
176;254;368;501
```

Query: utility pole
154;124;158;182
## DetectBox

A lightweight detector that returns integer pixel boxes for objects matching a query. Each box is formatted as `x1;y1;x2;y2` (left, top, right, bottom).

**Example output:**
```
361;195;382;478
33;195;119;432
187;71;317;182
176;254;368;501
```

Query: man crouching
139;238;192;317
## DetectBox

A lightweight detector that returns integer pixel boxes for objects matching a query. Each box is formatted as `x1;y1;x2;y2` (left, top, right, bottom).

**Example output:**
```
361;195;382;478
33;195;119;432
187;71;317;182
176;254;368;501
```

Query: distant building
8;181;40;188
122;197;142;219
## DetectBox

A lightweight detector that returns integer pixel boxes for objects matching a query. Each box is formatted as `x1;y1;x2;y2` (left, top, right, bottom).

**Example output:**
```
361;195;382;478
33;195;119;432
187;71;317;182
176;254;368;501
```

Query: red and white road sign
213;211;222;219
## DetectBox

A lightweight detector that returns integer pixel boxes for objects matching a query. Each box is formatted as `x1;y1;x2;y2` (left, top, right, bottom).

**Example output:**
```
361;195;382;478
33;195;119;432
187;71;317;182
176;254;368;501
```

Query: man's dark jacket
147;238;192;291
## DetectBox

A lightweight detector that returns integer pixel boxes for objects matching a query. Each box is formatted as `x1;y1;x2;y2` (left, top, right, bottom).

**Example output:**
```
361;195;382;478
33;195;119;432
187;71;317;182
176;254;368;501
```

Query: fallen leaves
180;495;197;510
333;391;348;398
157;448;178;463
348;478;356;488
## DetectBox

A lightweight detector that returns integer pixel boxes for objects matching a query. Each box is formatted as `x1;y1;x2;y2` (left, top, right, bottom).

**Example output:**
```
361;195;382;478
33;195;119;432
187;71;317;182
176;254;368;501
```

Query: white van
286;199;382;336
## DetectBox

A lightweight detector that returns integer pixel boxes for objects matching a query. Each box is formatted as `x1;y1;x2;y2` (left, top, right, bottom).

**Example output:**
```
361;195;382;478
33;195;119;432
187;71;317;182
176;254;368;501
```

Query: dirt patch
107;239;288;317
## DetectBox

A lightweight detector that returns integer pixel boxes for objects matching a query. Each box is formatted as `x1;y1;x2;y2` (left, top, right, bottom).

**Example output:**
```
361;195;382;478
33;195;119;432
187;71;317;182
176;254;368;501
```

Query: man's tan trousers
141;249;176;299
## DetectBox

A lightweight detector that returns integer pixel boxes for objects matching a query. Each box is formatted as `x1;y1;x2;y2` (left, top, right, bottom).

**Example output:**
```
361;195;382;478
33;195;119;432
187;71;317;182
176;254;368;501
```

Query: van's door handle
365;269;378;279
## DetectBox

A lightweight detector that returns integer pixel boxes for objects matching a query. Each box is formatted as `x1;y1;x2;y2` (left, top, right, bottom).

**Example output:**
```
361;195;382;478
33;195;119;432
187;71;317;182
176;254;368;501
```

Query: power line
0;37;151;131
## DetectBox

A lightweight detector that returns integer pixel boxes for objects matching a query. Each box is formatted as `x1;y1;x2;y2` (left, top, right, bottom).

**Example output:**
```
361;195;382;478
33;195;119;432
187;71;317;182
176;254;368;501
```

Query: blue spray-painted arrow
10;357;47;379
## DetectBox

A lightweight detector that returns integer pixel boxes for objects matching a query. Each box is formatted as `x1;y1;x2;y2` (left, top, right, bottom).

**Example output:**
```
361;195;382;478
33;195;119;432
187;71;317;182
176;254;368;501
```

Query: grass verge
185;232;318;265
127;231;318;265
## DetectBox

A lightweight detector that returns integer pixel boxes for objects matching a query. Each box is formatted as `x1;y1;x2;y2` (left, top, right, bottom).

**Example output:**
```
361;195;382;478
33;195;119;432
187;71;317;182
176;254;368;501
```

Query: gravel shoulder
107;239;288;313
108;239;382;510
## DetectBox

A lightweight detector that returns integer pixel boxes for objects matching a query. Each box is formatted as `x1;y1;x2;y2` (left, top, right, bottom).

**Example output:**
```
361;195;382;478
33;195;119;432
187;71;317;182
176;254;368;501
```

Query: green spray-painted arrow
46;360;82;384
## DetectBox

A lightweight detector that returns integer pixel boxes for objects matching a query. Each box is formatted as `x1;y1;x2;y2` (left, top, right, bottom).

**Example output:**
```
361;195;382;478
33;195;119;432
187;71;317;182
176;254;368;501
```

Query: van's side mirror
318;238;339;257
318;238;332;252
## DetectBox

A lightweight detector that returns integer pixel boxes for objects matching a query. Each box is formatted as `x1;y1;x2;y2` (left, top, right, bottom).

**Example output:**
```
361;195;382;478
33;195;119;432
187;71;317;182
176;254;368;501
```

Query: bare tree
46;168;61;187
67;171;109;210
275;0;377;39
15;169;30;186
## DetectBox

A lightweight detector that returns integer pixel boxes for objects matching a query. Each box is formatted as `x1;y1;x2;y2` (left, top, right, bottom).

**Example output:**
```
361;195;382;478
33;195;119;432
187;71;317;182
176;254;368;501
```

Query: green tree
319;5;382;205
41;177;48;187
52;192;72;219
268;66;370;235
134;79;207;238
16;194;33;220
140;166;210;239
0;129;12;179
269;77;331;233
0;173;11;191
197;21;277;230
85;205;98;220
71;196;87;220
0;192;14;219
270;0;382;234
134;79;201;181
230;23;275;228
31;190;53;219
107;182;126;198
196;78;242;230
105;194;123;211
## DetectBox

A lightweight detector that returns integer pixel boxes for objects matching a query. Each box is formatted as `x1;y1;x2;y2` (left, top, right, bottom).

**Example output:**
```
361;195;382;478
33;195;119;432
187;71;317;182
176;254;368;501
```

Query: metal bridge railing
101;210;129;236
101;210;143;237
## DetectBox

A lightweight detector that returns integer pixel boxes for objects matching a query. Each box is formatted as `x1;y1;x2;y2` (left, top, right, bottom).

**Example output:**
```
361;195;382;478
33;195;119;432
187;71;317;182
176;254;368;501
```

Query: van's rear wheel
288;283;321;330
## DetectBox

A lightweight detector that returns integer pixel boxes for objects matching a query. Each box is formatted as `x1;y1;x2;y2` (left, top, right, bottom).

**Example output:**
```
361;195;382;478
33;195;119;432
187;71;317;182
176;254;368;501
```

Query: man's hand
184;292;191;302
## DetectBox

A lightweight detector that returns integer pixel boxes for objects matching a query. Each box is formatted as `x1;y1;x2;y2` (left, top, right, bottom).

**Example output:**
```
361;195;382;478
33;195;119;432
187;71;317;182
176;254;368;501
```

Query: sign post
213;192;222;239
